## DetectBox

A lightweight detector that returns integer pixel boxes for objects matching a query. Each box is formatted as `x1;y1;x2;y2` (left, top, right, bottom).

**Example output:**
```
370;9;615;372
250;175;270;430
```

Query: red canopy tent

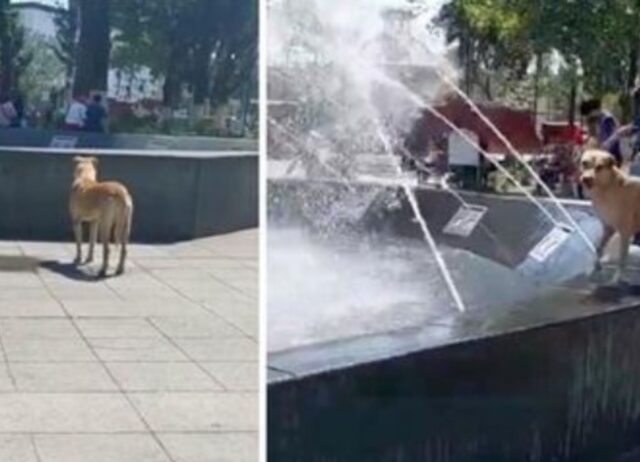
418;96;543;154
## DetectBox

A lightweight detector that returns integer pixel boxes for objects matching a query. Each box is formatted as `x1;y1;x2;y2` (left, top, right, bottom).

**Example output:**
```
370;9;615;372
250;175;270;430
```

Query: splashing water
267;0;598;340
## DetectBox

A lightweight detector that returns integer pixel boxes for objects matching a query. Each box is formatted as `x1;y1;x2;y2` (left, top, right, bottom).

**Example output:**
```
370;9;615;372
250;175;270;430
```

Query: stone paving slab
0;229;258;462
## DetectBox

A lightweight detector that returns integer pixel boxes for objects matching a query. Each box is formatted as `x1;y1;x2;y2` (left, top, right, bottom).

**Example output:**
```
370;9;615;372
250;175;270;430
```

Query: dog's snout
581;175;594;188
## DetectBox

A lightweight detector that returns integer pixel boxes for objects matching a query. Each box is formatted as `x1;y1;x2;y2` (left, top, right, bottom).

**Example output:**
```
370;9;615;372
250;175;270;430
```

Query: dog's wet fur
580;149;640;284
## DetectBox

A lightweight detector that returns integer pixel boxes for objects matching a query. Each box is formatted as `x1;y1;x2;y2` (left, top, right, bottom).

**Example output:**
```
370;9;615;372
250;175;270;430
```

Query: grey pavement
0;229;258;462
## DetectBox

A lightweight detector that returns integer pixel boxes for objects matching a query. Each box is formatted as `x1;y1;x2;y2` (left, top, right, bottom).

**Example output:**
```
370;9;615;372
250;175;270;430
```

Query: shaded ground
0;229;258;462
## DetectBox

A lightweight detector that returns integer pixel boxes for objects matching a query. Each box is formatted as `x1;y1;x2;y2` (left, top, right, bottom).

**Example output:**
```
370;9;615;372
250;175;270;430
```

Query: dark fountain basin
268;177;640;462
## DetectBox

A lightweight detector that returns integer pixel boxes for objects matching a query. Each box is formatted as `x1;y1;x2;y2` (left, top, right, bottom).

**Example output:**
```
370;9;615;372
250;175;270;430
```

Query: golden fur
580;149;640;282
69;156;133;277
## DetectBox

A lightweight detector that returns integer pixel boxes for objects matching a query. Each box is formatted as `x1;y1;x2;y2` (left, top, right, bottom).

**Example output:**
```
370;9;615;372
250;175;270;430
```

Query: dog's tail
115;194;133;245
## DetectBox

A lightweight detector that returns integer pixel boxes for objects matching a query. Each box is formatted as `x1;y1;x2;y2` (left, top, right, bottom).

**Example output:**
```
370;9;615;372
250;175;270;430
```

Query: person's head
580;98;602;119
92;94;102;104
586;113;600;136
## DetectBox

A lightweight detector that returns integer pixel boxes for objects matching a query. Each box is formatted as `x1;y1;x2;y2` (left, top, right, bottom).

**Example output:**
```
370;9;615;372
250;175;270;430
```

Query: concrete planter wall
0;149;258;242
0;127;257;152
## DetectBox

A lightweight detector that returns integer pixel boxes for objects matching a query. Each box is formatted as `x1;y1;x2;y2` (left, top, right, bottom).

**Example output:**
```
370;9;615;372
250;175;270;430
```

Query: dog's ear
604;155;616;168
73;156;84;163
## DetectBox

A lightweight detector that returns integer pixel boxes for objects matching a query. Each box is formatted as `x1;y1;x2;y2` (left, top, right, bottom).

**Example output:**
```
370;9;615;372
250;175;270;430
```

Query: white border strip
258;0;268;459
0;146;257;158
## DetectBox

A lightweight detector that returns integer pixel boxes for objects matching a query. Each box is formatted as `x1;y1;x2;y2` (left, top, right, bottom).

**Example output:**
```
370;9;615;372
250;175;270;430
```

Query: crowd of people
63;94;109;133
402;88;640;198
0;92;109;133
0;91;25;128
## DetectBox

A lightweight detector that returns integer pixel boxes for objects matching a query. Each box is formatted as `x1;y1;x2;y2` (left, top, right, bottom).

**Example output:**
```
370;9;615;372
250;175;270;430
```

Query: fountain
267;0;640;460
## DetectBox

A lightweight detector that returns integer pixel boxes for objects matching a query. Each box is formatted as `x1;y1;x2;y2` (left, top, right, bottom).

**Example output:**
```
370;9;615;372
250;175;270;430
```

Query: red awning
420;97;543;154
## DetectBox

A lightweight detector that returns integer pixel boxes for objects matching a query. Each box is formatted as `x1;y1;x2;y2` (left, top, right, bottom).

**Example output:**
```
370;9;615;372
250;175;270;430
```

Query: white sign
146;139;173;150
443;205;487;237
50;136;78;148
529;226;571;262
448;129;480;167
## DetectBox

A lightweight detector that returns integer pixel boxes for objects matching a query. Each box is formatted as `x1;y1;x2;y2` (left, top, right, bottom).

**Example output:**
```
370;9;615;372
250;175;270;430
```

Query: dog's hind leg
114;217;126;276
86;221;98;264
98;221;111;278
72;220;82;265
613;232;632;285
115;202;132;276
595;225;615;272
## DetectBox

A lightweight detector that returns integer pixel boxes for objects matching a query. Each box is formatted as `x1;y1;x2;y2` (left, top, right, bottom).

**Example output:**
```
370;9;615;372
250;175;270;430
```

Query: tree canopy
110;0;257;109
434;0;640;119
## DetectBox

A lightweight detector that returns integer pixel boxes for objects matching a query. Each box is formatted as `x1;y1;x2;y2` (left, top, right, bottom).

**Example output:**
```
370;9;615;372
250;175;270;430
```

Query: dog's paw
97;269;108;279
115;266;125;276
610;269;630;287
84;256;94;265
73;257;82;265
594;259;603;273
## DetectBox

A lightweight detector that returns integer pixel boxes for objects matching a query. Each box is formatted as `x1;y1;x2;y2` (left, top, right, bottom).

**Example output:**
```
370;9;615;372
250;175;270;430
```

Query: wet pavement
0;229;258;462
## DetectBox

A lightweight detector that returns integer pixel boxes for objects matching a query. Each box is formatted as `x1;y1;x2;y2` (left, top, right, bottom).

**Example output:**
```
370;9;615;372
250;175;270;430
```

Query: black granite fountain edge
267;177;628;383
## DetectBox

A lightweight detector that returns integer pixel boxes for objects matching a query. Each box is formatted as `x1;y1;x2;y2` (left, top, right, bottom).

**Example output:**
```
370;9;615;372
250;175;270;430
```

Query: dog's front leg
613;233;632;285
73;221;82;264
595;225;615;272
86;221;98;264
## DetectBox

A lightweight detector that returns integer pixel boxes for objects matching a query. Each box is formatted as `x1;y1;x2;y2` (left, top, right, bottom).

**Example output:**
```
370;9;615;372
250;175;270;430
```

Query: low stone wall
0;149;258;242
0;127;257;152
269;302;640;461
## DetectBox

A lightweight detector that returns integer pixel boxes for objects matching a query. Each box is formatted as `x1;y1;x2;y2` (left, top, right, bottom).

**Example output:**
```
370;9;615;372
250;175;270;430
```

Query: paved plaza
0;229;258;461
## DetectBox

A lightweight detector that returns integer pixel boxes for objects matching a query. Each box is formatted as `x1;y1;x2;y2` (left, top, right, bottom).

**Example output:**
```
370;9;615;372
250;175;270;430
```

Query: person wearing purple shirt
580;98;622;165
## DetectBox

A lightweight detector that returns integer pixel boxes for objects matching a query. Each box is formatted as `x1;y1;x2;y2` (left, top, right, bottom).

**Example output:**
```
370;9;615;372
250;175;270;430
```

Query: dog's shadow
590;283;640;302
39;260;107;282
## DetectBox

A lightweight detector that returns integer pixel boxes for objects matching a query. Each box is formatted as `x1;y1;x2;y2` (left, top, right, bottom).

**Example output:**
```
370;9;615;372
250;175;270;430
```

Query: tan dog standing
69;156;133;277
580;149;640;283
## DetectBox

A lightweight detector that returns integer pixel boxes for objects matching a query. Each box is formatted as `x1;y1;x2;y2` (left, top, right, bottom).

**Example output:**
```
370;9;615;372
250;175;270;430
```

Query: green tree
111;0;257;111
435;0;535;99
21;32;66;105
52;0;78;91
434;0;640;121
0;0;30;96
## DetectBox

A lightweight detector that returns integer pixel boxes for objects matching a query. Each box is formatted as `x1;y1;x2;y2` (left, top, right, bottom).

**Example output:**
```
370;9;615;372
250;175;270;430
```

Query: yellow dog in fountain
69;156;133;277
580;148;640;283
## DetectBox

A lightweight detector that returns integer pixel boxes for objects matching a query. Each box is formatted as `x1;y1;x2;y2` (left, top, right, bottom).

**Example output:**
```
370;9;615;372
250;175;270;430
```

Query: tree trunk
568;81;577;126
483;74;492;101
464;38;472;96
0;0;12;97
73;0;110;97
162;55;181;109
532;51;542;126
192;44;213;105
622;44;639;121
627;45;638;92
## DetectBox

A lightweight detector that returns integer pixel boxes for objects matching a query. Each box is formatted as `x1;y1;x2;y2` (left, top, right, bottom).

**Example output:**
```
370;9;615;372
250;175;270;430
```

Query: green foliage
0;0;31;95
111;0;257;110
20;32;66;104
52;0;77;79
434;0;640;117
